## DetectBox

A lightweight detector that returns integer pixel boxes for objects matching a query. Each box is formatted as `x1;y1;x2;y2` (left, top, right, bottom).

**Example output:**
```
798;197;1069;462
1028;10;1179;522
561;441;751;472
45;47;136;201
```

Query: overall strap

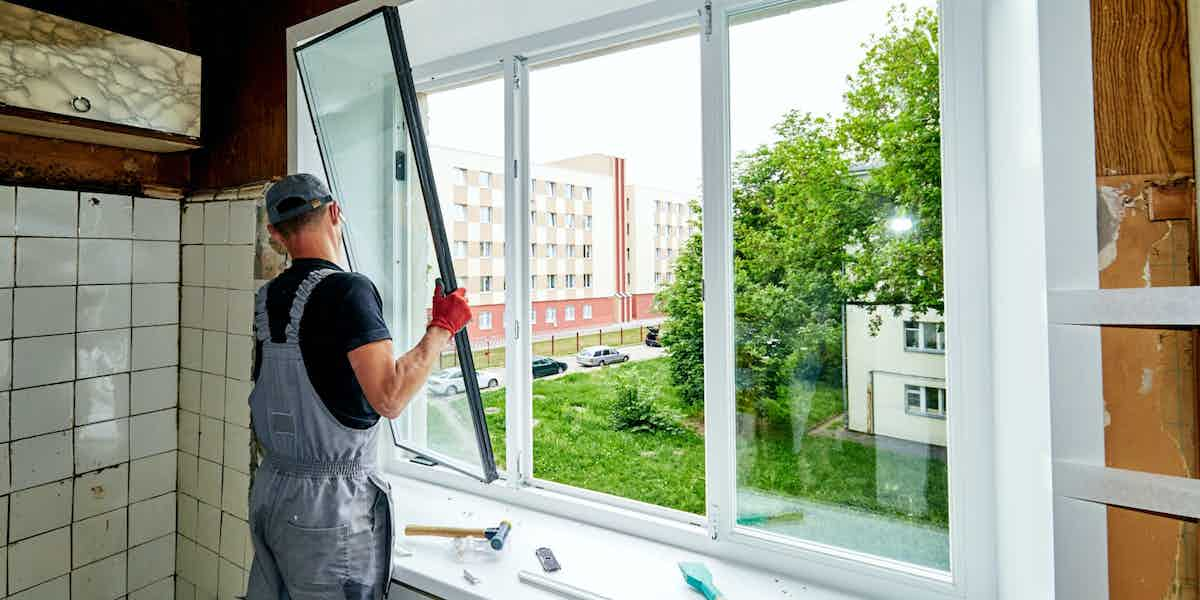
253;282;271;343
285;269;338;344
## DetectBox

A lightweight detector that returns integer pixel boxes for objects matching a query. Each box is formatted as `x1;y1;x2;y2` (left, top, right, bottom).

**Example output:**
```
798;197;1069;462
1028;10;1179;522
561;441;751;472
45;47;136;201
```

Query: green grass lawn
435;357;947;528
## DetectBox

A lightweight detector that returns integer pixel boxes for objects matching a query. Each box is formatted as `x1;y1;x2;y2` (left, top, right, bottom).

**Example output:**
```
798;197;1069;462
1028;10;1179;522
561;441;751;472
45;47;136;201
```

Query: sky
423;0;937;193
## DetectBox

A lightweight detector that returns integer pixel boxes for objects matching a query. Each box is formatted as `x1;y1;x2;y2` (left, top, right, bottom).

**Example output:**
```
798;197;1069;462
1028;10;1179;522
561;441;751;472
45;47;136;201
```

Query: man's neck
284;237;340;264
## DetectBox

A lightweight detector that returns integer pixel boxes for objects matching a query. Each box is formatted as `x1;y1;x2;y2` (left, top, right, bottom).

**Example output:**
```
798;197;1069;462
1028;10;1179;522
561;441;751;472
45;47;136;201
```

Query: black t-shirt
253;258;391;429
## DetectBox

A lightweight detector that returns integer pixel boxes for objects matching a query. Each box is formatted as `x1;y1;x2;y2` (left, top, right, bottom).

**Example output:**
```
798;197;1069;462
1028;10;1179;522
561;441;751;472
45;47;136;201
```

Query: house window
565;183;574;199
480;206;492;223
585;215;593;230
567;245;576;258
455;168;467;186
547;274;557;289
565;305;576;321
548;181;557;197
531;178;538;195
546;307;556;323
548;212;558;227
530;308;536;324
654;272;662;285
531;210;537;225
479;311;493;330
454;203;468;221
582;304;593;319
904;320;946;353
566;214;575;228
583;274;592;288
583;245;592;258
547;244;556;258
531;243;536;258
565;274;576;288
481;276;493;292
904;385;947;419
480;242;492;257
480;171;492;188
531;275;537;289
584;186;592;201
453;241;467;258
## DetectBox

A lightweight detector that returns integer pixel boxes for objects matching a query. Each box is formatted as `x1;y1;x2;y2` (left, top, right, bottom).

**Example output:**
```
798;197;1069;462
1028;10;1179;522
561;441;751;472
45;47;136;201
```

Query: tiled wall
175;186;260;600
0;186;181;599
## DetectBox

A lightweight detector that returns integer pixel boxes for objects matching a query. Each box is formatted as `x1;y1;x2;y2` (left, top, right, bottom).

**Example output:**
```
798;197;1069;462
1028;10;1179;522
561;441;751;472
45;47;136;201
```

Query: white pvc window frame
287;1;994;598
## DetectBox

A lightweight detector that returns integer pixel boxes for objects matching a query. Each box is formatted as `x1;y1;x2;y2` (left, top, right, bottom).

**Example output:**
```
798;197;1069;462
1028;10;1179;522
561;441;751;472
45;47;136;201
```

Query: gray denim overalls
245;269;394;600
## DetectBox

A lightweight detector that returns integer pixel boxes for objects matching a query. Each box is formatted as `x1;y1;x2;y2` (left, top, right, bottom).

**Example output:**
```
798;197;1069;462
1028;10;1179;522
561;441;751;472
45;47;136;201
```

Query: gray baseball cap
265;173;334;225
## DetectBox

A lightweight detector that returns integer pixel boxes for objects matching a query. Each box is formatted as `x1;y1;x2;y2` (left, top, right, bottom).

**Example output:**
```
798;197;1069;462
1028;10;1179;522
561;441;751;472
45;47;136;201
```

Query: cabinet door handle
70;96;92;113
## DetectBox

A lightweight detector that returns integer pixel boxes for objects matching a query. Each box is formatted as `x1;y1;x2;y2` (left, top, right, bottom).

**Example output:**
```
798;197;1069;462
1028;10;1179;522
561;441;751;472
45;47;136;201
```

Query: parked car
426;367;502;396
576;346;629;367
533;356;568;378
645;326;662;347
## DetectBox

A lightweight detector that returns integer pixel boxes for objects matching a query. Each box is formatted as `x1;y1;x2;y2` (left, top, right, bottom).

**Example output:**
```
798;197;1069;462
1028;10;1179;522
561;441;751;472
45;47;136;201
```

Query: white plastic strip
1048;287;1200;326
518;571;617;600
1054;460;1200;520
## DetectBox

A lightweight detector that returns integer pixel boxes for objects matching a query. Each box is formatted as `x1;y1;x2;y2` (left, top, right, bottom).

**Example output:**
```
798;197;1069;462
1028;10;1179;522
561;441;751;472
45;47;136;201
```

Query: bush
609;373;681;434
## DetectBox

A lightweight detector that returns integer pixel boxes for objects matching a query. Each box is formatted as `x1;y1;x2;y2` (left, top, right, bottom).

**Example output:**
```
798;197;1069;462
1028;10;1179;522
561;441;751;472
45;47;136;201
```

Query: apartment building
431;146;693;343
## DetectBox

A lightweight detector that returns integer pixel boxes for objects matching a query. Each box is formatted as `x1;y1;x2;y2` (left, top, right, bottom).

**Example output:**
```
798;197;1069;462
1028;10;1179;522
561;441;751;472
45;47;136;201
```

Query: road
537;343;665;381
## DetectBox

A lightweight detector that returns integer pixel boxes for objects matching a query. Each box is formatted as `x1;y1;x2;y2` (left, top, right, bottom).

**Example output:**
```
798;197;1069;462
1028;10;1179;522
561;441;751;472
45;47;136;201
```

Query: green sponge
679;562;725;600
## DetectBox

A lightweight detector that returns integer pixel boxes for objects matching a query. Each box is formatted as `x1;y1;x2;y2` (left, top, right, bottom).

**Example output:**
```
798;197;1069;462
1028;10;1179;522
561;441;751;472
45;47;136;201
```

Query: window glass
480;206;492;224
530;30;703;513
730;0;947;570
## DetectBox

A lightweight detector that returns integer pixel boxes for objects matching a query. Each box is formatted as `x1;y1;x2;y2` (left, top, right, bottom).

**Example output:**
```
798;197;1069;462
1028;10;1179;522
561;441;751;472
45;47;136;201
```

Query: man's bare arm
348;326;453;419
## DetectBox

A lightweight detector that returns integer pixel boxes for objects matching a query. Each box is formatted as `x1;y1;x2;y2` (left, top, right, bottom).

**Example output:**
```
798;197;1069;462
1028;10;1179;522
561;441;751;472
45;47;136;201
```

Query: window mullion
504;55;534;485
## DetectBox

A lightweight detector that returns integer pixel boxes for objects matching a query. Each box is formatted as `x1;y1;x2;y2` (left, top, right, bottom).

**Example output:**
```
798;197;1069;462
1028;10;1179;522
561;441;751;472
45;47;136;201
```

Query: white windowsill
384;474;860;600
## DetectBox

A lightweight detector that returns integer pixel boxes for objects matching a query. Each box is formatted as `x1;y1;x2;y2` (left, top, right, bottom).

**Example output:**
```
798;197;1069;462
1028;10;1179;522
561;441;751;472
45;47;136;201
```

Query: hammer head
485;520;512;550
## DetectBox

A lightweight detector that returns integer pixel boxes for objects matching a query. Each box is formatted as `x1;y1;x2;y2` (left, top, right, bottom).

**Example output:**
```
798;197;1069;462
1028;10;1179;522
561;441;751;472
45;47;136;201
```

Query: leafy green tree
656;204;705;411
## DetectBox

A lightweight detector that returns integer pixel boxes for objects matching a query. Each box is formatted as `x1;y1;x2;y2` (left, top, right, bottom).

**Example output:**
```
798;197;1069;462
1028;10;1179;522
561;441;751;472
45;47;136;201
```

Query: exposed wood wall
1092;0;1200;598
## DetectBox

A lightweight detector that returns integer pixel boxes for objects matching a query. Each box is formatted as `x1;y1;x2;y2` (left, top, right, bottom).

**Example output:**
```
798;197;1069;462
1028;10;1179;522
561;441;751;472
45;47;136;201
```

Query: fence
438;325;650;369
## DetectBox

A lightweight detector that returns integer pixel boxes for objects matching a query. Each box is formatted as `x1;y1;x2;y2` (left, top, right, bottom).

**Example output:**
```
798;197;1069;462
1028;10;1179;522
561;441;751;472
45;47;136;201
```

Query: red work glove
429;283;472;335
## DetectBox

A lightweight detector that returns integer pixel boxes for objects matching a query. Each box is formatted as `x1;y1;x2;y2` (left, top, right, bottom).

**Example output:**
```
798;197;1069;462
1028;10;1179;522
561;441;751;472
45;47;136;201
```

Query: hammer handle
405;526;487;539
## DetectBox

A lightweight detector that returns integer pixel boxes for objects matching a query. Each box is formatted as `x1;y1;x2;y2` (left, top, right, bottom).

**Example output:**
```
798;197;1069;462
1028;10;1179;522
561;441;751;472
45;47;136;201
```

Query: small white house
845;304;947;447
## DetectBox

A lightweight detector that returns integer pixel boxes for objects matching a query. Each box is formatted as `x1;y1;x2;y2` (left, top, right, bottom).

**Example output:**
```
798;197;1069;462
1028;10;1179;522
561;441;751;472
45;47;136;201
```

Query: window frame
904;319;947;354
287;1;993;596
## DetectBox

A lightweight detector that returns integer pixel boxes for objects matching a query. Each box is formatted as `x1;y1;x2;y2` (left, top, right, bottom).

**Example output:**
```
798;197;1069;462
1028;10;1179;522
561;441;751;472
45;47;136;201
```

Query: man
246;173;471;599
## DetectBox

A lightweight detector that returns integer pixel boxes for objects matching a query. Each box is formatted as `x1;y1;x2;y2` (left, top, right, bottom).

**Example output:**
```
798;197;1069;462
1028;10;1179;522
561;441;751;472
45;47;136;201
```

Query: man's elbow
375;402;405;420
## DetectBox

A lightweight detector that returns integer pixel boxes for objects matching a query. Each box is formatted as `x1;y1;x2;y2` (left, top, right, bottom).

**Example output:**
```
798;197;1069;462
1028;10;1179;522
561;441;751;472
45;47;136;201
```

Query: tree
658;4;942;420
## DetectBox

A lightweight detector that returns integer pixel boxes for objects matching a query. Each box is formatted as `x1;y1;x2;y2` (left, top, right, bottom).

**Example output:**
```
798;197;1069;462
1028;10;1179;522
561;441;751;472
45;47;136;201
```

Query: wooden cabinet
0;1;201;152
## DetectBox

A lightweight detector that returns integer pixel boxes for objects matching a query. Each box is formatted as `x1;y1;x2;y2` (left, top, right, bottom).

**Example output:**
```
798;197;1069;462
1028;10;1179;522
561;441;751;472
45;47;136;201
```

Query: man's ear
328;201;342;226
267;224;286;246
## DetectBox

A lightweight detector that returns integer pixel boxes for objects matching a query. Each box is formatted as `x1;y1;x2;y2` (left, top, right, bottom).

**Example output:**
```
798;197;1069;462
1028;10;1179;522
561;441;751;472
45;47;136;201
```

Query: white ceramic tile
0;237;13;286
8;479;71;543
133;241;180;283
131;408;176;459
202;287;228;331
16;187;76;237
130;492;176;546
177;492;199;540
75;374;130;426
134;197;181;241
0;339;12;389
224;378;251;428
196;500;221;551
74;419;129;474
7;527;70;593
179;409;199;455
11;383;73;439
228;201;257;244
79;238;133;285
0;441;9;494
70;547;126;598
74;463;129;520
180;368;202;412
196;458;222;507
0;288;11;338
13;334;74;388
198;416;223;463
15;238;76;286
175;534;197;585
203;201;230;244
181;202;204;244
77;328;131;378
130;451;176;502
0;185;15;234
132;324;179;370
181;327;203;370
131;366;177;414
218;513;248;567
226;334;253;381
8;574;70;600
177;452;198;498
0;391;9;442
0;494;7;542
13;286;75;337
182;245;205;285
10;431;72;490
129;534;175;593
223;424;251;475
202;330;227;375
228;245;255;291
221;467;250;520
182;285;204;328
204;245;230;288
218;558;246;600
195;544;220;593
130;573;175;600
201;373;226;419
77;284;132;331
132;283;179;326
226;289;254;335
79;193;133;238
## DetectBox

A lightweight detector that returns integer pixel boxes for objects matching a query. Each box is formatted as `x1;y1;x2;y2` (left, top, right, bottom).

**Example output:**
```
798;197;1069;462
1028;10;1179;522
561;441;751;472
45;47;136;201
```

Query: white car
576;346;629;367
426;367;502;396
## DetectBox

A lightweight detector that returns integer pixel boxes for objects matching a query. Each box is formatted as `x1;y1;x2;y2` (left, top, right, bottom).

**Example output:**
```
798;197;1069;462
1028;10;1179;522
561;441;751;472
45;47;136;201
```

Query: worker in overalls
245;173;471;599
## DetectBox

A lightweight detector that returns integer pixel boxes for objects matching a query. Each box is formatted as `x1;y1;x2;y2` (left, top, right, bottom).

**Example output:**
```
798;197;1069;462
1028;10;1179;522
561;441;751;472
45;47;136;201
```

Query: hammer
404;520;512;550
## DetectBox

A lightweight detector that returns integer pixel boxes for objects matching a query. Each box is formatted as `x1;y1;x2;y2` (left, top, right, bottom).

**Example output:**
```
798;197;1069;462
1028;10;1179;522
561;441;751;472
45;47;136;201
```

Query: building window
566;245;576;258
531;275;537;289
453;241;468;258
565;183;574;199
546;307;557;323
565;305;576;321
455;168;467;186
654;272;662;285
656;248;663;259
547;274;557;289
548;181;557;197
582;304;593;319
531;243;537;258
480;171;491;188
904;320;946;353
455;203;468;221
585;215;593;230
531;210;537;225
480;206;493;223
904;385;947;419
480;242;492;257
566;214;575;228
481;276;493;292
549;212;558;227
583;245;592;258
547;244;556;258
530;308;536;324
583;274;593;288
479;311;493;330
565;274;576;288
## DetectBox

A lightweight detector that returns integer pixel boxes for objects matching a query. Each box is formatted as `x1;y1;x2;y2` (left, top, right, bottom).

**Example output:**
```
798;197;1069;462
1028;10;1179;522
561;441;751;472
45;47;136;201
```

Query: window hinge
513;159;518;177
702;0;713;40
514;320;520;340
512;55;525;89
708;504;720;540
